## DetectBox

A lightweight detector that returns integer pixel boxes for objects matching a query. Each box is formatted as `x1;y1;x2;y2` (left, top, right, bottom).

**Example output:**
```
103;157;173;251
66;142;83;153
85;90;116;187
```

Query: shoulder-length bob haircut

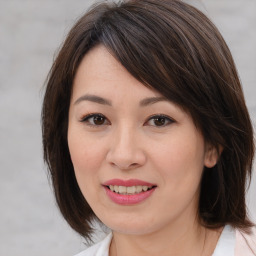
42;0;255;239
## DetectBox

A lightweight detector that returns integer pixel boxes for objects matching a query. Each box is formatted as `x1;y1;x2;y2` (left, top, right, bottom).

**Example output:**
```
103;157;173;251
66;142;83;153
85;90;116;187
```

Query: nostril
108;158;141;170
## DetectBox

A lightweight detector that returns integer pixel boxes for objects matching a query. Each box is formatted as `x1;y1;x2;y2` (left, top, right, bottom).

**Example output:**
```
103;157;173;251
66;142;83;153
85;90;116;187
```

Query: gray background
0;0;255;255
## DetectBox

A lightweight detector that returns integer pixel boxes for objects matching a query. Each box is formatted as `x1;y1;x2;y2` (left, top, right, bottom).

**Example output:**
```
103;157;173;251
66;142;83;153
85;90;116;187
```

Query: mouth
102;179;157;205
106;185;155;195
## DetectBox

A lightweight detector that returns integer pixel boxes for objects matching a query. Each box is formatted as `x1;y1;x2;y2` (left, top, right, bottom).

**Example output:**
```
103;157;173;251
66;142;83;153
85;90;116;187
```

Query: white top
212;225;235;256
75;225;256;256
75;233;112;256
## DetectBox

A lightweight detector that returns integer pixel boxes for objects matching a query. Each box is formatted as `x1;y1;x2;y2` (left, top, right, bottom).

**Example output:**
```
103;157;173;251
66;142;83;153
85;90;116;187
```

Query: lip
103;179;155;187
102;179;157;205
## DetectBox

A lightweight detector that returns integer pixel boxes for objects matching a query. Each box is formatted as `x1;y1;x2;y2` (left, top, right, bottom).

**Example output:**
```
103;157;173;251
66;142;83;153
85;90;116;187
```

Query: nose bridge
116;122;134;148
107;122;145;169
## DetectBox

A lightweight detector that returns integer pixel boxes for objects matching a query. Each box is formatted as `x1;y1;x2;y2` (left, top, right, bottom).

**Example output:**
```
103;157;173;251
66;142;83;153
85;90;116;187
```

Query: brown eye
81;114;109;126
153;117;166;126
93;115;105;125
146;115;174;127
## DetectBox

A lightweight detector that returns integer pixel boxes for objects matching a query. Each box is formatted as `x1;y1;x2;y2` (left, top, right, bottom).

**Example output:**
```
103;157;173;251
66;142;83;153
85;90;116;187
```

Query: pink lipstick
103;179;156;205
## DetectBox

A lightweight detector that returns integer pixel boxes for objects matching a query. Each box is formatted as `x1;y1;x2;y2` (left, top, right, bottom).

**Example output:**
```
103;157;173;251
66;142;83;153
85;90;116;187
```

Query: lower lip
104;186;156;205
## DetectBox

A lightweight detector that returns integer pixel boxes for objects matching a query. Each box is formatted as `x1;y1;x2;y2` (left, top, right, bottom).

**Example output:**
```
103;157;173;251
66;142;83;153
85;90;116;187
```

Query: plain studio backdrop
0;1;255;255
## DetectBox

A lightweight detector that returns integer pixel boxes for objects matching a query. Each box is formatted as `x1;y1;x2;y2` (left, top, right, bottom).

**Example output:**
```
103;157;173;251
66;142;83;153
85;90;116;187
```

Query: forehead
75;45;123;82
72;45;162;100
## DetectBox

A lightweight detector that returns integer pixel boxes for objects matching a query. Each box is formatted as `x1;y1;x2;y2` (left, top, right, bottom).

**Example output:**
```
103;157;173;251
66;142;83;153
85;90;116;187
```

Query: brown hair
42;0;255;240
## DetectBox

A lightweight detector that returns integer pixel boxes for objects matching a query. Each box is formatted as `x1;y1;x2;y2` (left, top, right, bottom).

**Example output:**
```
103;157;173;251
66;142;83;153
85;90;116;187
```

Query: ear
204;143;223;168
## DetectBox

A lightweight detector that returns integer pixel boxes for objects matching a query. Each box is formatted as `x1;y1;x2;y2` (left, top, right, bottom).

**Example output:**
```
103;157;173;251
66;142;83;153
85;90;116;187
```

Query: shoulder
235;227;256;256
74;233;112;256
213;225;256;256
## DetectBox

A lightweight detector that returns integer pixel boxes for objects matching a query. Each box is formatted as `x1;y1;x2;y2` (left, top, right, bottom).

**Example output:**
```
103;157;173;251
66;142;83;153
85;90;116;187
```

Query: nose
106;126;146;170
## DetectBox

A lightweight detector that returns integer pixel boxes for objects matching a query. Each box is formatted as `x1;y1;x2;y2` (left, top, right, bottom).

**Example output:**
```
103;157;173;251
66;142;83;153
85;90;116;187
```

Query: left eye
145;115;174;127
80;113;110;126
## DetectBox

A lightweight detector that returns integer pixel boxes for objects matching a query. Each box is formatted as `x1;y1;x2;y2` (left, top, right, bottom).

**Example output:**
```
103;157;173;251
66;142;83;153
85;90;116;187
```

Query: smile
103;179;157;205
108;185;154;195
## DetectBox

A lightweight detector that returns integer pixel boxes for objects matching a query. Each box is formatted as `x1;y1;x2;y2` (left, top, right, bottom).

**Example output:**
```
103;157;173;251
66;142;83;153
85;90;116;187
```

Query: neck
109;221;222;256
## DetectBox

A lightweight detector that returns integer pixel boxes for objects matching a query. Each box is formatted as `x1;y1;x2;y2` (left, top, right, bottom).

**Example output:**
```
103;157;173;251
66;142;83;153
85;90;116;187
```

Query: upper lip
103;179;156;187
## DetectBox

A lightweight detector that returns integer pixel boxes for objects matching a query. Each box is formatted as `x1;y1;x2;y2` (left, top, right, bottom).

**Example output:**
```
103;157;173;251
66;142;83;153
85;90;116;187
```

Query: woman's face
68;45;217;235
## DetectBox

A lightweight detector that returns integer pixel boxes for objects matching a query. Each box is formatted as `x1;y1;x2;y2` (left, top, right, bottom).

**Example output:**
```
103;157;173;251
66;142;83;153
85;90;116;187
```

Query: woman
42;0;255;255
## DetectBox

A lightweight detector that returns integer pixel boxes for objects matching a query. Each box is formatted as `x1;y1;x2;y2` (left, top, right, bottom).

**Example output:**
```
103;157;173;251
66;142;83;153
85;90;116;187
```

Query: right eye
80;113;110;126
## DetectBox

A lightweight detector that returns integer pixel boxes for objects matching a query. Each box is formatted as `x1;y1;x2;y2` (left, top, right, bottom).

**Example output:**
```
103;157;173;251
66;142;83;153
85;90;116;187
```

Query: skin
68;45;221;256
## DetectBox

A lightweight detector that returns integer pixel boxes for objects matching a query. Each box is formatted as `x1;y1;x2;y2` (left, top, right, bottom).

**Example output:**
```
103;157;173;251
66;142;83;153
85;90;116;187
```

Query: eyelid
144;114;175;127
80;113;102;122
79;113;174;127
80;113;110;126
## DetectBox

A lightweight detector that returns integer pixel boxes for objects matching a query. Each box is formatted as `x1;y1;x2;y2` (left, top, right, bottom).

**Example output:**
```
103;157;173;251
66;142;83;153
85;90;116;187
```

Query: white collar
212;225;235;256
89;225;235;256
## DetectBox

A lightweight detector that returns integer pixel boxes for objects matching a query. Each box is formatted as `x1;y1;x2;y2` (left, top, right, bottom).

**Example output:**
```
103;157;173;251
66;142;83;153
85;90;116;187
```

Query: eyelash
145;114;174;127
80;113;175;127
80;113;110;127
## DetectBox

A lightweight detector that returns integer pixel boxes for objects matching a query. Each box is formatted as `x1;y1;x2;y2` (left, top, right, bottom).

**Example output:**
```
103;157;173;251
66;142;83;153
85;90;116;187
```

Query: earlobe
204;144;223;168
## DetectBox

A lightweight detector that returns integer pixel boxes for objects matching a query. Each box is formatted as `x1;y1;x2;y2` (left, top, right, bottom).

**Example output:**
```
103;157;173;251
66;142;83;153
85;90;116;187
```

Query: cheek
68;137;107;209
68;126;102;166
68;131;106;188
150;129;206;186
154;139;204;169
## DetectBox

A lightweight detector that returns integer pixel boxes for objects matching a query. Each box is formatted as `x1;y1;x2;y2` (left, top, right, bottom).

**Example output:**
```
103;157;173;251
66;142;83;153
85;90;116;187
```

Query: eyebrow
74;94;168;106
139;96;168;106
74;94;112;106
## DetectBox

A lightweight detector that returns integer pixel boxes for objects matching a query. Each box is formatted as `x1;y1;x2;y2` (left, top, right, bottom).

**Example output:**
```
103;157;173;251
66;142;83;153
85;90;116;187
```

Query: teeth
127;186;136;194
108;185;153;194
136;186;143;193
119;186;127;194
142;186;148;191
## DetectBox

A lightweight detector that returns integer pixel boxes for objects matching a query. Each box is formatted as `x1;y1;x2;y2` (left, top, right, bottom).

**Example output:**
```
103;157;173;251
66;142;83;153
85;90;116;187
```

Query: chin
112;226;155;236
102;217;160;236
